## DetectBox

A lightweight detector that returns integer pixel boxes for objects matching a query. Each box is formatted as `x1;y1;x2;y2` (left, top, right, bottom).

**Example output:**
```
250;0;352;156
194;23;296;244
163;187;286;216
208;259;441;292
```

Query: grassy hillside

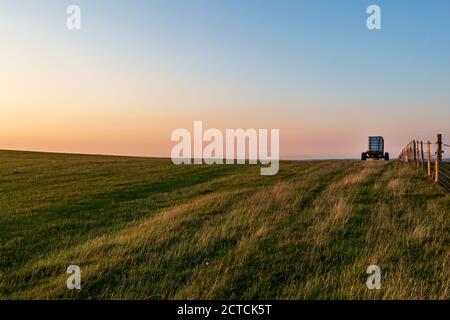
0;150;448;299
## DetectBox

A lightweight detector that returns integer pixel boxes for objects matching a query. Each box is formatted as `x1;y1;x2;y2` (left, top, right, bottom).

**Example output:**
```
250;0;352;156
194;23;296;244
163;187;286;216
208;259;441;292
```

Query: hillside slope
0;150;448;299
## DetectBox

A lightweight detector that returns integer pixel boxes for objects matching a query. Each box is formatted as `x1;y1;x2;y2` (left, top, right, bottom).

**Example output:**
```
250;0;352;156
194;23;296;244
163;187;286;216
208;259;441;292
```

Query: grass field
0;150;448;299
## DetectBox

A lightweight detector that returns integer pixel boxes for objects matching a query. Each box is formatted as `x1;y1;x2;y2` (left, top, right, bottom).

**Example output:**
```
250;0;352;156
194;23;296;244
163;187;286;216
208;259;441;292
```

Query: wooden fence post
406;143;409;162
409;142;413;162
405;144;408;162
413;140;417;165
435;134;442;183
437;134;442;161
418;141;421;168
405;143;409;162
427;141;431;177
420;141;424;172
417;141;421;169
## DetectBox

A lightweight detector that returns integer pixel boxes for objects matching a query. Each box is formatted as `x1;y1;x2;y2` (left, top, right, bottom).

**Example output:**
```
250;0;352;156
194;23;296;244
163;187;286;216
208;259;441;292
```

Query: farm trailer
362;136;389;161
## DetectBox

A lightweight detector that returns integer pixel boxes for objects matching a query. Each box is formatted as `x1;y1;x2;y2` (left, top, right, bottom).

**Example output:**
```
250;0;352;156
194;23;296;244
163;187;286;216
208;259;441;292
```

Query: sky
1;0;449;159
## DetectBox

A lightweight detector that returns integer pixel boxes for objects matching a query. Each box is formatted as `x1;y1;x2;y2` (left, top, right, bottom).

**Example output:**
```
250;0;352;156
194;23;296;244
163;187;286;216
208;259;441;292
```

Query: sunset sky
1;0;449;159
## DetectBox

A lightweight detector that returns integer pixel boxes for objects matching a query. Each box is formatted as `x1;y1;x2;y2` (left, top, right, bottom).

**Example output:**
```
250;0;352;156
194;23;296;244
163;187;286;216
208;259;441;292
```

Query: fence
398;134;450;193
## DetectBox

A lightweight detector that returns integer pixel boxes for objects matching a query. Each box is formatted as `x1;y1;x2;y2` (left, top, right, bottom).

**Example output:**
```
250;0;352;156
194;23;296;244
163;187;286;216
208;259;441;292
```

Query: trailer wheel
384;152;389;161
361;153;367;161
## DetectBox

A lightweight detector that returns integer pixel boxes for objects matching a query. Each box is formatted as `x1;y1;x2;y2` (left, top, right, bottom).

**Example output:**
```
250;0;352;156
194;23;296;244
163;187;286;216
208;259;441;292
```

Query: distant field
0;150;448;299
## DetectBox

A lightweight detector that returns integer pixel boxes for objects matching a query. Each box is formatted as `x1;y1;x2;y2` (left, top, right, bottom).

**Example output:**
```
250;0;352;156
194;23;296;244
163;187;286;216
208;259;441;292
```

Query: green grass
0;150;448;299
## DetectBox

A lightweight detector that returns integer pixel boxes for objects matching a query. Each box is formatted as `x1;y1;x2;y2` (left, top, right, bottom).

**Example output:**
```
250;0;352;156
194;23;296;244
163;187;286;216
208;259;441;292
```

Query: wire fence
398;134;449;193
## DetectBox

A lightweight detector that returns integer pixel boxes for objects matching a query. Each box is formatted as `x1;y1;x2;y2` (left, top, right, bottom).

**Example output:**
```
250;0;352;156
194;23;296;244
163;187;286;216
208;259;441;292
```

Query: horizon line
0;148;369;161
